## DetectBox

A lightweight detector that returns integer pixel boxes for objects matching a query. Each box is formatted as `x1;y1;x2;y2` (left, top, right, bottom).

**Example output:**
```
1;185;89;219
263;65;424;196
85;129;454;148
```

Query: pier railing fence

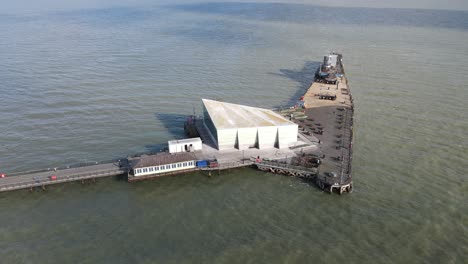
0;168;126;192
255;160;319;174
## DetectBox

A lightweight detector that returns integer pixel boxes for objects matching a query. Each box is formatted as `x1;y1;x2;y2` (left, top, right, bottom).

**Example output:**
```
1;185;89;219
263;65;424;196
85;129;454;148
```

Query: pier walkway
0;162;126;192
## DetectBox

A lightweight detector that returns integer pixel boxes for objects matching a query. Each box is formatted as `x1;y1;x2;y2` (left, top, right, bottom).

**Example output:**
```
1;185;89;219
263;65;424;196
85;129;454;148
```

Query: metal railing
0;168;125;191
5;159;126;177
337;107;353;185
255;160;318;174
200;160;254;171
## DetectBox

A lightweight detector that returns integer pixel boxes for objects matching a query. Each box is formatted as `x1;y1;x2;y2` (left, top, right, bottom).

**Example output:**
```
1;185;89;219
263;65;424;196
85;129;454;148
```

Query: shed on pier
168;137;202;154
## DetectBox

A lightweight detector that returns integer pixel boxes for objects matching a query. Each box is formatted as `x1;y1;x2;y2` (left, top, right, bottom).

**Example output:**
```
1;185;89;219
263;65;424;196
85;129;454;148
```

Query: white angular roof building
202;99;298;150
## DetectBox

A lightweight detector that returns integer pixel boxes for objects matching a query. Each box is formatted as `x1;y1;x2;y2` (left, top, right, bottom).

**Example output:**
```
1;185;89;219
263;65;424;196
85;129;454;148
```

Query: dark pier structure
255;53;354;194
300;53;353;193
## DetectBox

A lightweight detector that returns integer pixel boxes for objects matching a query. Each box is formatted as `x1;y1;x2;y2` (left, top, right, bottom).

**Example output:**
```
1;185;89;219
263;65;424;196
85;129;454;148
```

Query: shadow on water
50;6;161;26
131;112;187;155
144;143;169;154
270;61;321;106
164;19;262;46
155;113;187;137
152;113;188;152
168;2;468;31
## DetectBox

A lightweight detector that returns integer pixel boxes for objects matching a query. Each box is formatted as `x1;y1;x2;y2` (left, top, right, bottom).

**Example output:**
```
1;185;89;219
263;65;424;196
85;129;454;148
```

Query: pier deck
270;65;354;194
302;74;354;193
0;162;126;192
255;160;318;179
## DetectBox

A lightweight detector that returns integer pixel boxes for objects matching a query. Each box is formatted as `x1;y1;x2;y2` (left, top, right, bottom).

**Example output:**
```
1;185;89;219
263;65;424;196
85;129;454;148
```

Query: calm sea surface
0;2;467;263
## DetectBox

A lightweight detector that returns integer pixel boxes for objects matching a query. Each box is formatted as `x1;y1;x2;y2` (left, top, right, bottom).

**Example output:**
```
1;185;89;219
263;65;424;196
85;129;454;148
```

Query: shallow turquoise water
0;2;467;263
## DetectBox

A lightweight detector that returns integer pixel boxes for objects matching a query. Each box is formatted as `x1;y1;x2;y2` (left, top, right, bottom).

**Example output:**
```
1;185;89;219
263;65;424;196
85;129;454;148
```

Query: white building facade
133;160;196;177
202;99;298;150
131;153;197;177
168;137;202;154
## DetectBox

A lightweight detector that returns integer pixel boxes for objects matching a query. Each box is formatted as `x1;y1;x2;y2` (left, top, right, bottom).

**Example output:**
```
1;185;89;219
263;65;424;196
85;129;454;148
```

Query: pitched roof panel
203;99;295;129
130;153;196;169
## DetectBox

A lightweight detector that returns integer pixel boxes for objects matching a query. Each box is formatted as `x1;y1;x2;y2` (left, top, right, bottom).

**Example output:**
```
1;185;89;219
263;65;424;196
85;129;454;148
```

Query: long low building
202;99;298;150
130;153;197;177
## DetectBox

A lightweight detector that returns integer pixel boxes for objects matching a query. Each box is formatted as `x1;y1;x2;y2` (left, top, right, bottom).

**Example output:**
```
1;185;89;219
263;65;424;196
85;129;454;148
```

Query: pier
1;53;353;195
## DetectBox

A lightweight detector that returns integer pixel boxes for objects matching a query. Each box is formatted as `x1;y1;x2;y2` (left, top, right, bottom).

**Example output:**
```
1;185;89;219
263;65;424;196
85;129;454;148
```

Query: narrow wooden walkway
255;160;352;194
200;161;254;171
255;160;318;179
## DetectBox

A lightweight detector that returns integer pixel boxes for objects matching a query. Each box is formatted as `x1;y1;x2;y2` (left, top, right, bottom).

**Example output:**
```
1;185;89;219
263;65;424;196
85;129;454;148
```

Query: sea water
0;2;467;263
